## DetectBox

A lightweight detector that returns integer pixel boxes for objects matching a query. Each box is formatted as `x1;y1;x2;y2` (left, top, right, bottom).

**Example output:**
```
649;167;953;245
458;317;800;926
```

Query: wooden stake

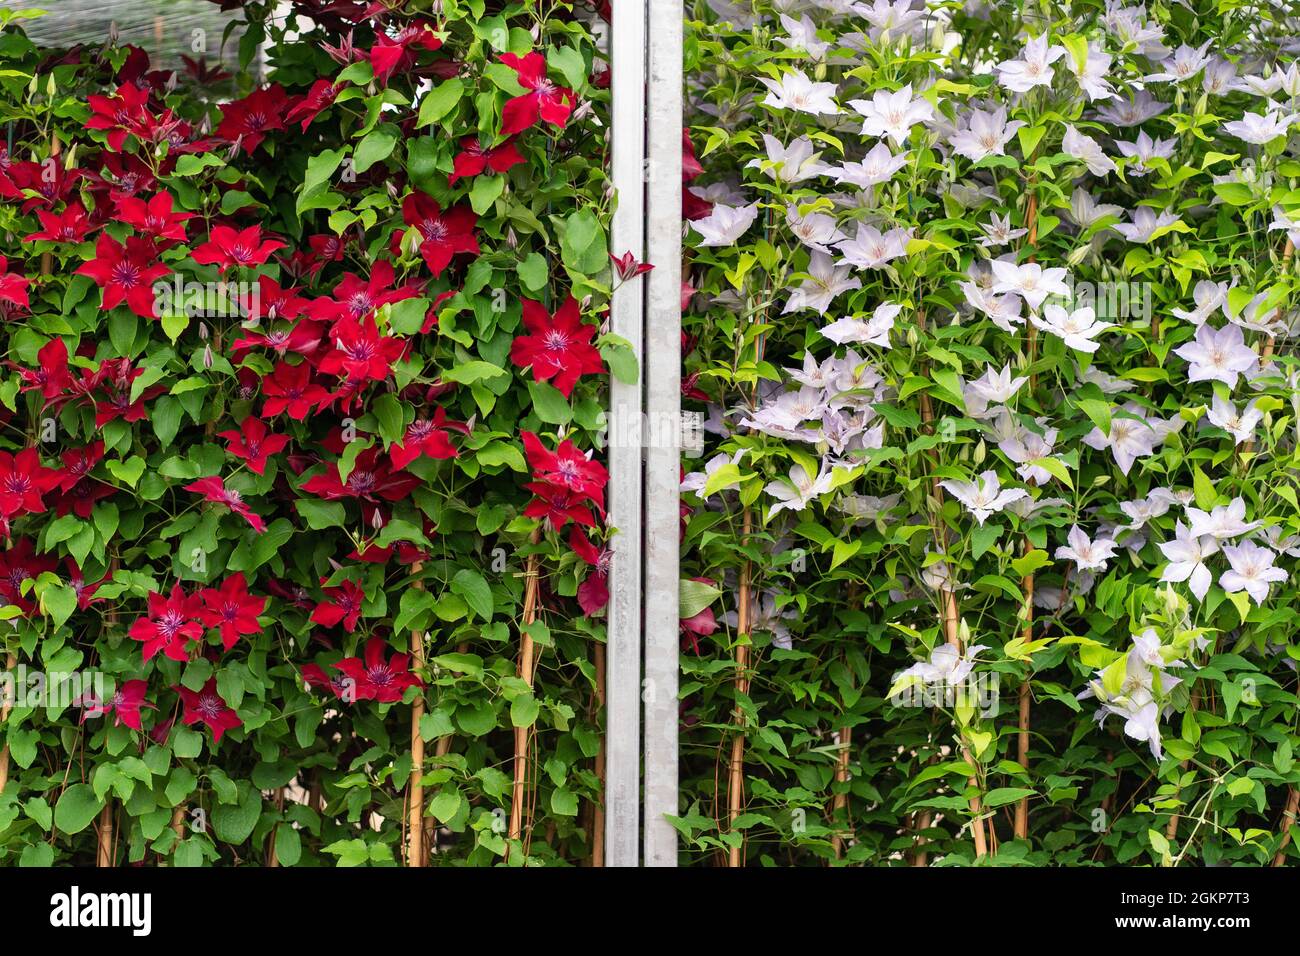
406;564;427;868
507;530;543;859
1273;785;1299;866
725;508;753;867
830;725;852;860
1014;186;1040;843
917;313;989;859
96;804;113;867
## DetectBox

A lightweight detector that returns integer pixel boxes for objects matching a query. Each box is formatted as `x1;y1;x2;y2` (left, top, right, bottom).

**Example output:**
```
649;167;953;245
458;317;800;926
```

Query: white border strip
605;0;647;868
642;0;682;867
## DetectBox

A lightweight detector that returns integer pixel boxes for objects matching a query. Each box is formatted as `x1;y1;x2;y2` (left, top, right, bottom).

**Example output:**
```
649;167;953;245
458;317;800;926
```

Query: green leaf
527;380;572;424
510;693;540;728
680;579;721;619
451;568;494;622
353;128;397;173
212;783;263;844
416;78;464;127
54;784;103;835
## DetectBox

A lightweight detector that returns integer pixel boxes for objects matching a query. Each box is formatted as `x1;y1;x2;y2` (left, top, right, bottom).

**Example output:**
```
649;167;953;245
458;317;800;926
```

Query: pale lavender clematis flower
1186;497;1259;540
1158;521;1218;601
782;250;862;315
1055;525;1118;572
939;470;1028;524
1172;322;1258;387
948;106;1025;161
692;202;760;247
1062;124;1117;176
846;83;934;145
836;223;913;269
1205;394;1262;445
995;33;1065;93
1220;541;1287;604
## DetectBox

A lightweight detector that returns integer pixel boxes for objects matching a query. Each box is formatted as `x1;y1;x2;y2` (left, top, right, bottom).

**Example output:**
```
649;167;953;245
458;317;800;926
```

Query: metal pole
605;0;647;868
642;0;682;867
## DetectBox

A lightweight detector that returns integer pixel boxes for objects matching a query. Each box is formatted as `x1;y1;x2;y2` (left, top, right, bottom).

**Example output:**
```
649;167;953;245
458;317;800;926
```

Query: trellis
606;0;683;866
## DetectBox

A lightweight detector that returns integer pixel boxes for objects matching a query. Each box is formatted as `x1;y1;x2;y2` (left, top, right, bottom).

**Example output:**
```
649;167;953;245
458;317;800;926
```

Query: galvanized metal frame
605;0;647;868
642;0;683;867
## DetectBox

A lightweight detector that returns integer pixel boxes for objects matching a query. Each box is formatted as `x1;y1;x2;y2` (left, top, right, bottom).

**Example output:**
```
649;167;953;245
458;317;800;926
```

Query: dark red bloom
570;527;611;616
192;224;285;273
25;202;93;243
65;558;106;610
216;85;289;154
176;677;242;742
302;662;355;700
217;416;290;475
75;233;170;319
285;79;344;131
610;251;653;281
82;679;153;731
523;482;597;530
509;296;605;397
0;539;57;615
261;361;332;420
117;191;193;243
449;135;525;185
129;584;205;662
196;572;267;651
183;476;267;533
522;431;609;509
0;255;27;312
310;577;366;633
369;24;443;86
0;448;61;520
396;192;479;277
499;52;575;135
333;637;422;703
389;406;461;469
301;446;419;502
317;314;408;383
85;83;151;152
17;337;71;402
307;261;418;323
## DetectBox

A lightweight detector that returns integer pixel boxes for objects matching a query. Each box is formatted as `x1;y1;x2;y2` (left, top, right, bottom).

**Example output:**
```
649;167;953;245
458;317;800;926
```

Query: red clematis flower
176;677;242;742
25;202;93;243
449;135;525;185
8;158;79;213
197;572;267;651
180;55;232;86
305;233;346;274
261;361;332;420
232;318;323;360
0;256;29;312
499;52;575;135
302;662;356;701
396;192;479;277
65;558;106;610
236;274;311;325
389;406;461;469
285;79;344;131
301;445;420;502
333;637;422;703
85;83;151;152
81;679;153;731
91;153;157;205
216;85;289;154
523;482;597;530
0;539;56;613
307;261;418;323
17;337;71;403
522;431;609;506
310;577;366;633
369;23;443;86
317;314;408;383
75;233;170;319
509;296;605;397
117;191;193;243
93;361;162;427
570;527;611;616
217;416;291;475
192;224;285;273
0;448;61;520
129;584;205;662
183;476;267;533
610;251;653;281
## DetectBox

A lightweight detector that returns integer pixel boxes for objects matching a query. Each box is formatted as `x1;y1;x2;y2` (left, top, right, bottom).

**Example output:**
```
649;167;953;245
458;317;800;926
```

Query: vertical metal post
606;0;647;868
642;0;682;867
